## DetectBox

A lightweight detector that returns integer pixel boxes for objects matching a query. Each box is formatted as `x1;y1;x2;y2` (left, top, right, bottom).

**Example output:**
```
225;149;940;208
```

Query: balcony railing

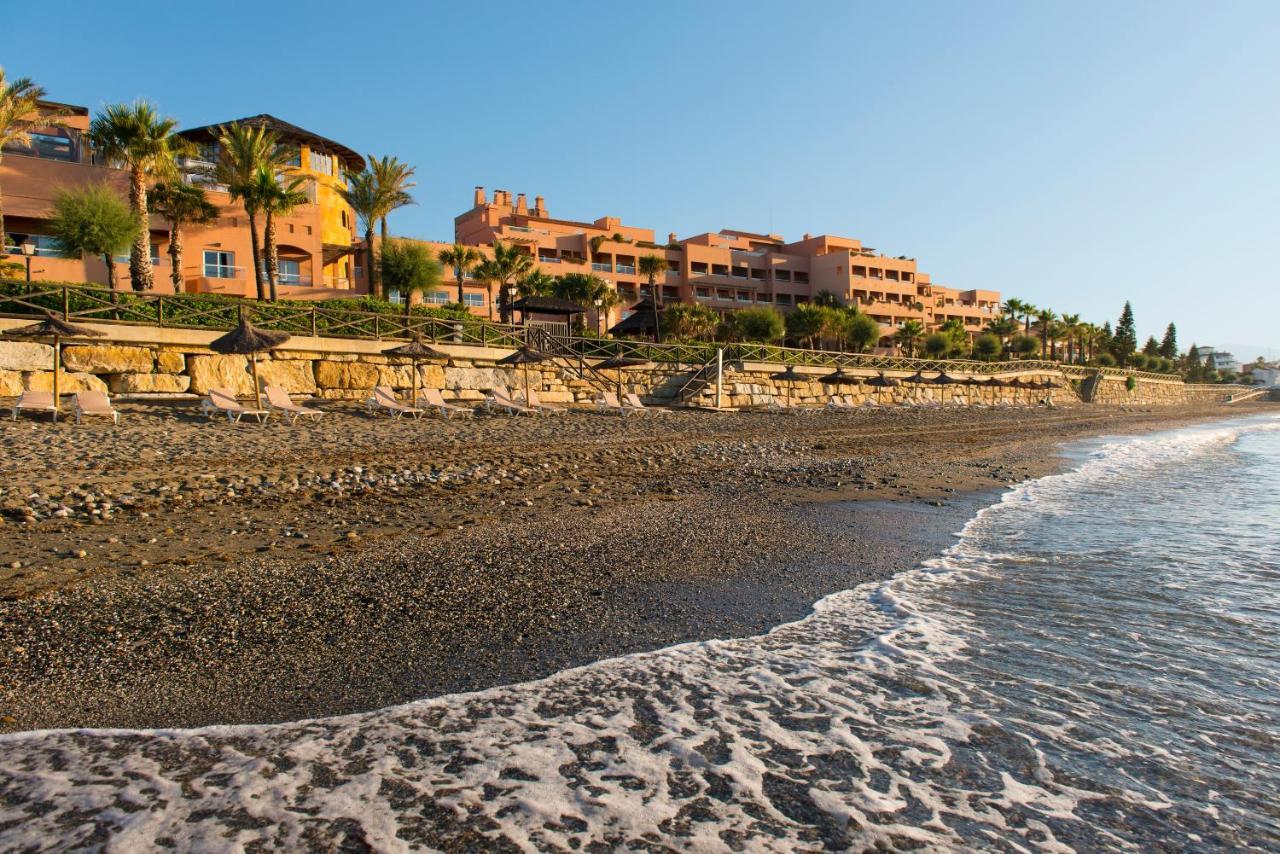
615;265;636;275
538;256;562;264
322;276;351;289
591;262;612;272
203;265;244;280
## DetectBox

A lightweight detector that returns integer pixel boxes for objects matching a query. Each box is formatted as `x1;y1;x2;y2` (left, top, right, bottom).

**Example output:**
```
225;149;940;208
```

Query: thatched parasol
2;312;105;409
818;366;857;385
982;377;1009;387
771;365;802;381
596;350;647;400
384;335;449;408
864;372;899;388
903;370;929;384
208;311;291;411
496;345;548;406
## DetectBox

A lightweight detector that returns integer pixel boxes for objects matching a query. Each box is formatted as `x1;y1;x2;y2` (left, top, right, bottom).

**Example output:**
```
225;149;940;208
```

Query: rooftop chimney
473;186;486;206
803;232;812;240
515;193;528;214
533;195;546;217
667;231;678;245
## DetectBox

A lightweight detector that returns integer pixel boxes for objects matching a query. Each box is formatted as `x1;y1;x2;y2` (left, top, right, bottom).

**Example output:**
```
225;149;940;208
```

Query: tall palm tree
517;269;556;297
438;242;481;304
893;319;924;356
89;101;187;291
367;154;415;248
150;181;219;292
1060;313;1082;364
637;254;667;341
985;316;1019;354
337;169;390;299
254;166;309;300
0;69;69;248
1033;307;1057;358
490;240;534;323
214;123;288;300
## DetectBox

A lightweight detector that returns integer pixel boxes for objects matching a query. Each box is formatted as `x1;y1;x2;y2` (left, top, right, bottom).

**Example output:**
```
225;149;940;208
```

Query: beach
0;400;1261;732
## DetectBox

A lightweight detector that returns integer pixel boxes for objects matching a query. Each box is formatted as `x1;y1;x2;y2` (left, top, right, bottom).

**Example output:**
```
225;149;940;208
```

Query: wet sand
0;400;1263;731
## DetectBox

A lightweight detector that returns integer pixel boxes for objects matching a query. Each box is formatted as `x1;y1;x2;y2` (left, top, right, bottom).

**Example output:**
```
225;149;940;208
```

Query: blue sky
7;0;1277;356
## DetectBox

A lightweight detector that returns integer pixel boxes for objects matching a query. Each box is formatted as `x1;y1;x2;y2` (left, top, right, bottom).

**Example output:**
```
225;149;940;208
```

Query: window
309;150;334;175
114;244;162;265
279;259;302;284
463;292;485;307
690;261;708;275
736;292;751;302
711;264;729;276
775;293;792;305
731;267;748;279
775;269;792;282
425;290;451;305
23;131;75;160
750;268;765;280
284;147;302;167
794;271;809;284
204;250;237;278
3;233;62;257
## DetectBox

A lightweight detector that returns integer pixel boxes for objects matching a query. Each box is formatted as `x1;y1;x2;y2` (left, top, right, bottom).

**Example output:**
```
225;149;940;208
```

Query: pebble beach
0;399;1258;732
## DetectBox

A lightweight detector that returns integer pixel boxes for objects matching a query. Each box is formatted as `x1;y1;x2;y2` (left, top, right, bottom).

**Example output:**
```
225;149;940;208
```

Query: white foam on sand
2;415;1278;852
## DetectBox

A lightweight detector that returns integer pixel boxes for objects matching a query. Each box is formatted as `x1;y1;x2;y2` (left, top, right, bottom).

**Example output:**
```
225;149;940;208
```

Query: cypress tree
1113;302;1138;365
1159;323;1177;359
1143;336;1161;356
1186;342;1201;380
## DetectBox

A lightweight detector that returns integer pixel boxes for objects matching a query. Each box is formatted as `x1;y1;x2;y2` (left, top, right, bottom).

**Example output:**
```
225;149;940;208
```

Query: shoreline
0;402;1265;732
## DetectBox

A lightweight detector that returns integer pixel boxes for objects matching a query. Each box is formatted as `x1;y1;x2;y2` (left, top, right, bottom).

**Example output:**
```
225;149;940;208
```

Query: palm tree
1060;313;1082;364
517;269;556;297
214;123;288;300
1033;308;1057;358
985;316;1019;354
0;69;69;248
254;167;310;300
438;242;481;304
893;319;924;356
637;254;667;341
367;154;415;248
89;101;187;291
490;240;534;323
149;181;219;292
336;170;387;300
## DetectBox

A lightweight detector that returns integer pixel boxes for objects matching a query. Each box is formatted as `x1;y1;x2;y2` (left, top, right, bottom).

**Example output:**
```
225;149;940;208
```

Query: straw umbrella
772;364;802;407
496;345;549;405
383;335;448;409
929;371;959;405
982;376;1009;406
865;372;899;405
208;310;291;411
596;350;647;402
902;370;929;404
1;312;105;413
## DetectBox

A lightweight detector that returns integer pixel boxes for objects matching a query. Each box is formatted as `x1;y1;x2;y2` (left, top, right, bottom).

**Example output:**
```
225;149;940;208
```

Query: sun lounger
422;387;474;418
265;385;322;423
366;385;425;419
484;387;537;416
623;393;665;415
524;388;568;415
201;387;270;424
826;395;856;411
595;390;629;415
10;390;59;422
72;390;119;425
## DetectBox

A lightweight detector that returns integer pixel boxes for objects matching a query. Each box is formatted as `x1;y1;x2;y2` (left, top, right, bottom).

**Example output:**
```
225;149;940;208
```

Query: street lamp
507;285;519;324
594;297;604;336
21;242;36;289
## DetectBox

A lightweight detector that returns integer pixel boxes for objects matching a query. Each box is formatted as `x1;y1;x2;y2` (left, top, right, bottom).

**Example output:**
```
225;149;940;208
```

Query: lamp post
507;285;519;325
594;298;603;336
21;242;36;289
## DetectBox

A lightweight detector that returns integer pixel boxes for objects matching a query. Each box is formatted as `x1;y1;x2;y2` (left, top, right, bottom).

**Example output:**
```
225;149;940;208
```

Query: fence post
311;308;317;337
158;297;164;327
715;347;724;409
62;287;69;320
374;314;380;339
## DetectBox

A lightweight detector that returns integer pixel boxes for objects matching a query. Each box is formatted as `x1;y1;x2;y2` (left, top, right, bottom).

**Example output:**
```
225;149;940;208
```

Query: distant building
1243;361;1280;386
1194;346;1240;374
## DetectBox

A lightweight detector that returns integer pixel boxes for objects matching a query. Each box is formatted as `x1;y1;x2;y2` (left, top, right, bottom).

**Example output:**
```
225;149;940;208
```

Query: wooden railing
0;280;1189;383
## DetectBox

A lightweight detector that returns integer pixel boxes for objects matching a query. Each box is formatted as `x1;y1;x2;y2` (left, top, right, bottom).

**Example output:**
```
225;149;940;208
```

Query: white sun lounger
72;390;119;425
265;385;322;423
366;385;425;419
422;387;474;418
201;388;270;423
10;390;59;421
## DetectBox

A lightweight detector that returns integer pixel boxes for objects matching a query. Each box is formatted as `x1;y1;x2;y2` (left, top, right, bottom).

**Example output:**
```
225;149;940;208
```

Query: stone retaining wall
0;321;1246;409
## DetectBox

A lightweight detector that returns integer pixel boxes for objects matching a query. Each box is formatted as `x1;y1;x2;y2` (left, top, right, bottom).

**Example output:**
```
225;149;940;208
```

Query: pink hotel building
433;187;1000;342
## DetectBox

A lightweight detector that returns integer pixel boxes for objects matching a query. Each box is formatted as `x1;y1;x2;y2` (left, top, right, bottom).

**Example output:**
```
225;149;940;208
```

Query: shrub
1013;335;1040;357
1125;375;1137;391
721;306;784;343
972;333;1002;360
923;332;950;357
845;313;882;353
661;303;719;341
1095;352;1117;367
1129;353;1149;370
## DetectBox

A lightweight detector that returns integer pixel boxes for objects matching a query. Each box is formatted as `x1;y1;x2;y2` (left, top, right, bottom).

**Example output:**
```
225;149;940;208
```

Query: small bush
1125;375;1137;391
1095;352;1117;367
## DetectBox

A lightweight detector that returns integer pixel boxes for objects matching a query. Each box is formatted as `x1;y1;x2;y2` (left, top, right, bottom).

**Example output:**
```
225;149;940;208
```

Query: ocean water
2;415;1279;852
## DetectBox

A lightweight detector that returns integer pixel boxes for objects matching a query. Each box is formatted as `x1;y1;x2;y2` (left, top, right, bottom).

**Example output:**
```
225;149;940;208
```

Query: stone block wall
0;323;1246;410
